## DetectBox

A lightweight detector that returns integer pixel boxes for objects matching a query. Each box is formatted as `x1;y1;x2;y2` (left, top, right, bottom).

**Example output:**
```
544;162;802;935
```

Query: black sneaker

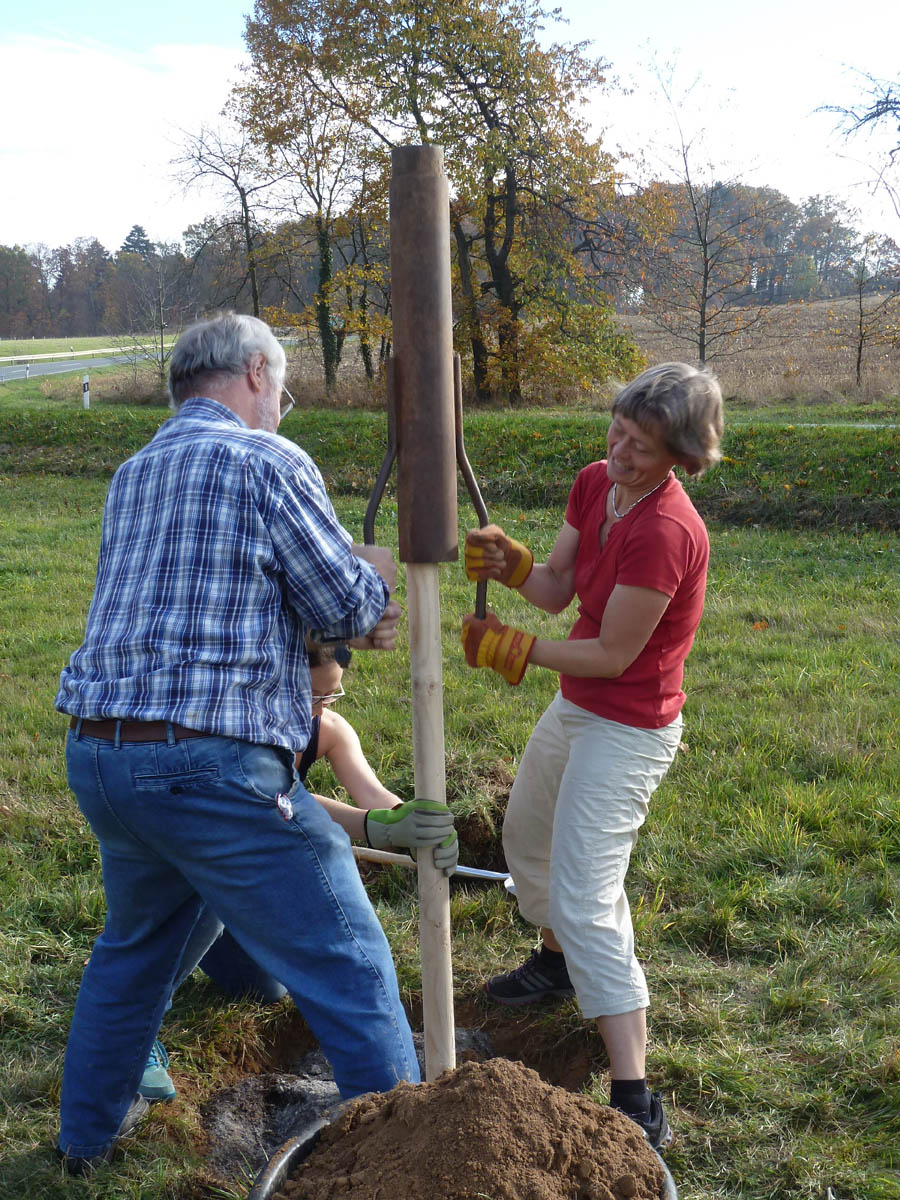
484;949;576;1006
616;1091;673;1152
58;1093;150;1175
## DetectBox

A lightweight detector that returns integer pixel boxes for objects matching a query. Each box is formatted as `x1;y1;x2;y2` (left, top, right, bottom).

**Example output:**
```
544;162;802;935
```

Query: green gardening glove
365;800;459;876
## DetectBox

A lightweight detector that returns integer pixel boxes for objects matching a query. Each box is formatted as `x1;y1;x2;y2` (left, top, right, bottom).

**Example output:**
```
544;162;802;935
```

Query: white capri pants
503;692;682;1019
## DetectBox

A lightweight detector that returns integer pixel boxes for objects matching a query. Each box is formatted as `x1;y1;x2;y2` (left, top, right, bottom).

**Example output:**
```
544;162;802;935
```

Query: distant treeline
2;0;898;404
2;191;892;346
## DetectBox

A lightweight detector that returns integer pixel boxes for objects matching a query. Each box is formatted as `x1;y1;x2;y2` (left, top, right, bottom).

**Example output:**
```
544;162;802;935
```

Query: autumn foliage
240;0;642;401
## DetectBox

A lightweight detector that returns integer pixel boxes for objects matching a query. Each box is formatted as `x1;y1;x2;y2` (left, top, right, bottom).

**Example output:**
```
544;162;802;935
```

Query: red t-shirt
560;460;709;729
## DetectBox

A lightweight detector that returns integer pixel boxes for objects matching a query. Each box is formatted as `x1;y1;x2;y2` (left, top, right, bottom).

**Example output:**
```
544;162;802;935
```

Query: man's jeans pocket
233;742;297;801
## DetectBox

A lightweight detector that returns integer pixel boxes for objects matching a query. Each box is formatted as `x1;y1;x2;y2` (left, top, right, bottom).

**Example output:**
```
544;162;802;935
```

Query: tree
108;244;196;386
784;254;819;301
174;126;287;316
616;68;802;362
626;176;792;362
119;225;155;261
790;196;860;297
825;72;900;222
47;238;115;335
829;234;900;386
335;151;393;380
754;194;803;304
233;71;391;391
243;0;641;403
0;245;48;338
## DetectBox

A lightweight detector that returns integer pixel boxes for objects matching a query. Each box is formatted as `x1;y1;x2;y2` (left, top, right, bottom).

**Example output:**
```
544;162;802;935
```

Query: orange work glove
460;612;535;686
464;524;534;589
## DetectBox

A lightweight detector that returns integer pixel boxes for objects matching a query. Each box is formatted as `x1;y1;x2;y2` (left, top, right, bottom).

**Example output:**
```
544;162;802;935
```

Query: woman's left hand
461;611;535;686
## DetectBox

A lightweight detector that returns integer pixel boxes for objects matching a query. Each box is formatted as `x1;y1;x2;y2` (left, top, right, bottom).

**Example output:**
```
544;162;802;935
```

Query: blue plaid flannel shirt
56;398;389;752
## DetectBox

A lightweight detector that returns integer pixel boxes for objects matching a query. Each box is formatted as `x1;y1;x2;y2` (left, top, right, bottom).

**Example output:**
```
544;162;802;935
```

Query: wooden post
406;564;454;1078
390;144;457;1081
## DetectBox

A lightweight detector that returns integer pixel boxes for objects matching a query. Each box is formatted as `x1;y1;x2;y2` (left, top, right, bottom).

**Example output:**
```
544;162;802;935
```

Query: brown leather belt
70;717;208;742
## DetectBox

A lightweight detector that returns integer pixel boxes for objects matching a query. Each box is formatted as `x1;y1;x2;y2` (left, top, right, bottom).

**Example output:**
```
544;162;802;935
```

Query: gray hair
612;362;723;476
168;312;286;408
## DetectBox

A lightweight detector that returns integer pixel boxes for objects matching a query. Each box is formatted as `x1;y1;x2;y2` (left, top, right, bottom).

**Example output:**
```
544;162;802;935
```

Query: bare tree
623;69;788;363
824;71;900;222
109;245;195;387
173;126;288;316
829;235;900;385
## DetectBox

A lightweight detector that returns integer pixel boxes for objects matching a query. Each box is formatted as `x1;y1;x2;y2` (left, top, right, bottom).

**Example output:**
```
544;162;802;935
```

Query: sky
1;0;898;253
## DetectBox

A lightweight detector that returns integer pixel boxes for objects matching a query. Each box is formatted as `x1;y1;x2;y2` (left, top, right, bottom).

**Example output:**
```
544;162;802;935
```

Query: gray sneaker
58;1093;150;1175
484;949;575;1006
616;1091;673;1152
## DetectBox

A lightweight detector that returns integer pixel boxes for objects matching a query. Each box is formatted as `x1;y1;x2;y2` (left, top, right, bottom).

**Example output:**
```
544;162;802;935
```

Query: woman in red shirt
462;362;723;1151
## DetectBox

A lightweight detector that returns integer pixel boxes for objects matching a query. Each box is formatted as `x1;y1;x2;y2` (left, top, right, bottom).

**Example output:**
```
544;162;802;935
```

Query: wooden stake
391;145;457;566
407;563;455;1078
387;144;458;1082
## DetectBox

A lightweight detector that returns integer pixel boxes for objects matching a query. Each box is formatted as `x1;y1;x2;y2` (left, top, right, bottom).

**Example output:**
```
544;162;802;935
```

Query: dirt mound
201;1030;496;1181
276;1056;666;1200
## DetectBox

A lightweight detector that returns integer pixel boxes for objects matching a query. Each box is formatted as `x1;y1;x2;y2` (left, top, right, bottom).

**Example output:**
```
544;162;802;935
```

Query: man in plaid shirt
55;312;455;1174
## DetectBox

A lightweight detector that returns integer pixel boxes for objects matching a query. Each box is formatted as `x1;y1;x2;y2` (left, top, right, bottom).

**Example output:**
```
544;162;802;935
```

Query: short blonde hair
613;362;723;476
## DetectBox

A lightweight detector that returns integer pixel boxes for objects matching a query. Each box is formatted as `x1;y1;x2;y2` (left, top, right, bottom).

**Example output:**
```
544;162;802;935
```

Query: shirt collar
177;396;249;429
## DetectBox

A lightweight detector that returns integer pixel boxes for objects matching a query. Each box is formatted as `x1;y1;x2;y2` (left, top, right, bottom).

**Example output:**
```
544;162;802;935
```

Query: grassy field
0;336;173;359
1;392;899;1200
3;296;899;412
0;336;116;357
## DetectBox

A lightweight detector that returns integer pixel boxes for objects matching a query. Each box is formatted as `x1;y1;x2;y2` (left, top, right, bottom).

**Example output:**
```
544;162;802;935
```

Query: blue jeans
175;914;288;1004
58;725;419;1159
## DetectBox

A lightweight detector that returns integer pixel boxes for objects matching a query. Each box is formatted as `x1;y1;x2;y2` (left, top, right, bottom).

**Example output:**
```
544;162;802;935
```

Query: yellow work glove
460;612;535;686
464;524;534;589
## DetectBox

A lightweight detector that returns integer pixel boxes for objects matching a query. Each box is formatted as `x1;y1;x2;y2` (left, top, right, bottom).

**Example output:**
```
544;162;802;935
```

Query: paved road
0;354;143;382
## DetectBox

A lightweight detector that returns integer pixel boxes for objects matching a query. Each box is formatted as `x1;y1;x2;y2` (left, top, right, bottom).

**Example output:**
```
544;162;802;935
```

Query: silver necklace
612;477;667;519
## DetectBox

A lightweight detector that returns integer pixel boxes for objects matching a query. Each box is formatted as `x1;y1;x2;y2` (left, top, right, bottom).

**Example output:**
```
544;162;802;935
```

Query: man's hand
461;611;535;686
352;543;398;593
365;799;458;876
464;524;533;589
348;600;403;652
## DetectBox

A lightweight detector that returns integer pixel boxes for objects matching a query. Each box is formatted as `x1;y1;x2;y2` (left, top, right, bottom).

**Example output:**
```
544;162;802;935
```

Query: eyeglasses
311;684;345;706
279;385;296;419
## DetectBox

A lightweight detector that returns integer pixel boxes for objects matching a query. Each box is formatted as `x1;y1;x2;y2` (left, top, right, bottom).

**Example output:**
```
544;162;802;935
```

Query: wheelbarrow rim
246;1119;326;1200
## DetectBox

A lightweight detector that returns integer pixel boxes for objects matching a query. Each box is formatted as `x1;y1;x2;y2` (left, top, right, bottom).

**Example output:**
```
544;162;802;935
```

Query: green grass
0;336;168;358
1;403;899;1199
0;386;898;530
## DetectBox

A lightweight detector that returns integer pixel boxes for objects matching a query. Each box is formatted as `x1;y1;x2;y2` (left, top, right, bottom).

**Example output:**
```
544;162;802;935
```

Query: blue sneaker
139;1039;176;1102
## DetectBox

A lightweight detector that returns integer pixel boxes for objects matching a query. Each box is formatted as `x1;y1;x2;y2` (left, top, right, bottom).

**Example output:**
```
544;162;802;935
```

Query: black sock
537;944;566;969
609;1078;651;1119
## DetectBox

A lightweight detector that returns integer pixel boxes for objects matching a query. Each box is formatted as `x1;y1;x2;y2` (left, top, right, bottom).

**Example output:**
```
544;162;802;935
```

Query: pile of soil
200;1032;495;1180
275;1057;666;1200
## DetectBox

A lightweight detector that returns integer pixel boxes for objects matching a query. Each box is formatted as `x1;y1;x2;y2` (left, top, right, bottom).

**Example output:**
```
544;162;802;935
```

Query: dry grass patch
617;297;900;408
